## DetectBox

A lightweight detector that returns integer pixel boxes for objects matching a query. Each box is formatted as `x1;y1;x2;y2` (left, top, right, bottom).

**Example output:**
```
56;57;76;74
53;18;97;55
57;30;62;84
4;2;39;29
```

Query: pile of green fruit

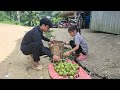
54;61;79;79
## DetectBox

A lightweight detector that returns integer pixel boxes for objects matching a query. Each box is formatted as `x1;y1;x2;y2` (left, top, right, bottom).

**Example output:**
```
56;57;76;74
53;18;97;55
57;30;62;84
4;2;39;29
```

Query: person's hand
63;51;71;56
63;42;69;45
50;40;57;44
52;55;60;61
64;42;67;45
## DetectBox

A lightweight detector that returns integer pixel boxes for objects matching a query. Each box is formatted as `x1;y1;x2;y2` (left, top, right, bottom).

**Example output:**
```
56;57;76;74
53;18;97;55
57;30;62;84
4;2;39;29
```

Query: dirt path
0;23;120;79
80;30;120;79
0;23;50;79
52;28;120;79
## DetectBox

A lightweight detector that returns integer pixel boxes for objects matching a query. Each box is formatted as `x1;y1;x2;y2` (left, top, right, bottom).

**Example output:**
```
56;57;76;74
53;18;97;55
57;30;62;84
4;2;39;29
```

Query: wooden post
16;11;20;23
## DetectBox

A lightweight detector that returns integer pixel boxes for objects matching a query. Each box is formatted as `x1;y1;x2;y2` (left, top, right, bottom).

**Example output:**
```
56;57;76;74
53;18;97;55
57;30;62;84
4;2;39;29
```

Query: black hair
68;25;81;33
39;17;53;28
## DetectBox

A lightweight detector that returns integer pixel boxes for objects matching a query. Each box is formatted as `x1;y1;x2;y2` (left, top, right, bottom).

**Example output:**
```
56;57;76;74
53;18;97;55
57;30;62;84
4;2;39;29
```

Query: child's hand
64;42;69;45
64;51;71;56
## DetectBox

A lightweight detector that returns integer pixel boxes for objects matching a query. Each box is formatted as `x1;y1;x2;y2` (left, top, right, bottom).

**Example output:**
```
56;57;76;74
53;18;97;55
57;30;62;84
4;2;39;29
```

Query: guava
58;71;63;76
69;76;74;79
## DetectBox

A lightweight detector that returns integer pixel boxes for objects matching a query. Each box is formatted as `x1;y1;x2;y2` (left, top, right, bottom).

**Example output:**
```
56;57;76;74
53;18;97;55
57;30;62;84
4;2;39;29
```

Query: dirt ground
0;23;120;79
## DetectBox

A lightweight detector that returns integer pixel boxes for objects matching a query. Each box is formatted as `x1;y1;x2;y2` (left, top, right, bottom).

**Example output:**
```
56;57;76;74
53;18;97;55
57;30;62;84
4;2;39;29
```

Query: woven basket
48;41;64;58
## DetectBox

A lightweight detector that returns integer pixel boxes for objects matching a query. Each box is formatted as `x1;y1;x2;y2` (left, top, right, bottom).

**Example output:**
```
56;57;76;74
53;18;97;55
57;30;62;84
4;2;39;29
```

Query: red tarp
48;59;92;79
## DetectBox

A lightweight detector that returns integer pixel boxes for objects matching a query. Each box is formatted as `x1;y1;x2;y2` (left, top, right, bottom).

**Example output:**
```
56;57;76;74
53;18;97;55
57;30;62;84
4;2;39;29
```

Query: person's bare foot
32;61;43;71
32;61;39;67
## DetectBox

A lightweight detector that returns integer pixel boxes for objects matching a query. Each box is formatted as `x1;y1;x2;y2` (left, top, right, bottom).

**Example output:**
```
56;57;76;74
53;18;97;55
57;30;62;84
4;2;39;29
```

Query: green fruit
64;62;67;64
67;68;71;72
61;65;64;68
57;66;60;69
64;64;67;67
73;70;77;74
71;66;75;69
70;70;75;76
58;60;62;63
73;67;76;70
58;72;63;76
72;73;74;76
58;63;61;66
64;66;67;69
67;72;71;76
74;66;79;70
54;67;56;69
67;65;69;67
76;66;79;69
69;72;72;76
65;68;69;72
63;70;66;72
76;64;79;67
64;62;67;66
54;61;79;77
56;69;59;72
63;72;67;77
68;63;71;66
69;76;74;79
61;69;64;72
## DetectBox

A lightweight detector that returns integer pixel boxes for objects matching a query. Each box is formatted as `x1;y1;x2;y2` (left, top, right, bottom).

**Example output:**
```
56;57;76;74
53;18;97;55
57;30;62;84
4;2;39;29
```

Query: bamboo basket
48;41;64;58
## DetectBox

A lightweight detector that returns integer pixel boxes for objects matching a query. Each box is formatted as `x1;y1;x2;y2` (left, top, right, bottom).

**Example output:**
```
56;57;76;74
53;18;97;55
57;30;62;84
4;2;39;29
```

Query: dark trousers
21;42;50;62
69;40;85;55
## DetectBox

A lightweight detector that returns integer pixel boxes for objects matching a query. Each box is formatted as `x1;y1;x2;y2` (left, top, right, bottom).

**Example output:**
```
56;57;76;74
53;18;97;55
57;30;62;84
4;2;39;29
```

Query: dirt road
0;23;50;79
0;23;120;79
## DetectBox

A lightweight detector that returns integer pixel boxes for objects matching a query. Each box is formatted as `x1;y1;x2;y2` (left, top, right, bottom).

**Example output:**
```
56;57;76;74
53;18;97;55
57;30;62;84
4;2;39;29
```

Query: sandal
76;53;87;61
32;65;43;71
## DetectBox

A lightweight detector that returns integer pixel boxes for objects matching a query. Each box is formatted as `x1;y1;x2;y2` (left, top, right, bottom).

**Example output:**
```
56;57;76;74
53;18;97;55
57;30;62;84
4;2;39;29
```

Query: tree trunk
12;11;15;21
16;11;20;23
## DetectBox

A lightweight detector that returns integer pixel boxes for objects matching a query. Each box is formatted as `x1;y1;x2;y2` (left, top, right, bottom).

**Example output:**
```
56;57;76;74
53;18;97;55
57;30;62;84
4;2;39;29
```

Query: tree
16;11;20;23
0;11;63;26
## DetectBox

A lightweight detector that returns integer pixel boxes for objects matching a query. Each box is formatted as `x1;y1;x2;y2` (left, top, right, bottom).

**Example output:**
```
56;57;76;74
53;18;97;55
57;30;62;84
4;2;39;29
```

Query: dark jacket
20;26;53;58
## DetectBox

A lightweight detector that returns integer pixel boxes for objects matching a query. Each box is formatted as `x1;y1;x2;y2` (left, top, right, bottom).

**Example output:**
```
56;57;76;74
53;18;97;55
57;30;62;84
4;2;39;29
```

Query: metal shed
90;11;120;34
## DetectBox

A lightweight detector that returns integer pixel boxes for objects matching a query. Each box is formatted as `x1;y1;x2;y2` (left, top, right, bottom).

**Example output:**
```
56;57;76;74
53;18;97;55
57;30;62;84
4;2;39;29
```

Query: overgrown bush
0;11;63;26
51;17;62;25
0;11;11;21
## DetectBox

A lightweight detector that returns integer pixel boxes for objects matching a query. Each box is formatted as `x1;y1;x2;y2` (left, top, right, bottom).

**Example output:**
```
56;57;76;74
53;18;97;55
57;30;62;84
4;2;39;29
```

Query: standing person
85;11;90;28
64;25;88;61
20;17;60;70
80;11;85;29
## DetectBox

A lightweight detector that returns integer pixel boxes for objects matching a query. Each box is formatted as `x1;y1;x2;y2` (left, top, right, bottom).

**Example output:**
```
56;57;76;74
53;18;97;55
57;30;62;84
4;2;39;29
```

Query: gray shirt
73;32;88;54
